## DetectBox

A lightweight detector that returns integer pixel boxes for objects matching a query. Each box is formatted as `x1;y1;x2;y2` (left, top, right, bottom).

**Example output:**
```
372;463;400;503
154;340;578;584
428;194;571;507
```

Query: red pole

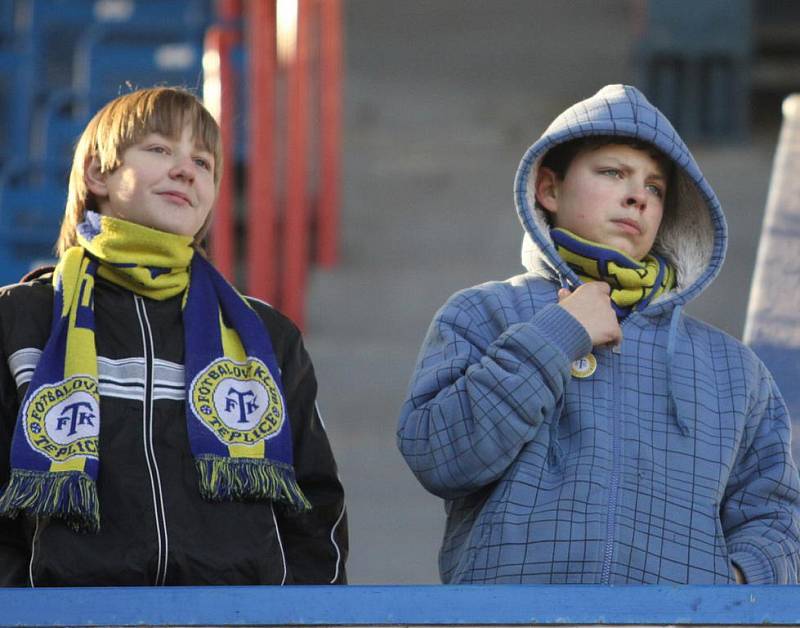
282;0;311;328
316;0;342;268
216;0;242;18
246;0;277;304
204;25;236;281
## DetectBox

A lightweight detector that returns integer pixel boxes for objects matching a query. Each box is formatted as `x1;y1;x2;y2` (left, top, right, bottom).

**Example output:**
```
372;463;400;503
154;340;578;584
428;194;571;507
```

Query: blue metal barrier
2;584;800;626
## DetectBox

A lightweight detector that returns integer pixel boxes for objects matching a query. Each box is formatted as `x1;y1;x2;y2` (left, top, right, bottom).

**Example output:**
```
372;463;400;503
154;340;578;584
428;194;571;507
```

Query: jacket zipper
600;341;623;583
28;516;42;587
134;295;169;585
270;504;288;585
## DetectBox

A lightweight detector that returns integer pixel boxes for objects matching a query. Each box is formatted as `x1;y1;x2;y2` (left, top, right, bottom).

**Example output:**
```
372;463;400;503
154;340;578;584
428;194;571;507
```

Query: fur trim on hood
514;84;727;313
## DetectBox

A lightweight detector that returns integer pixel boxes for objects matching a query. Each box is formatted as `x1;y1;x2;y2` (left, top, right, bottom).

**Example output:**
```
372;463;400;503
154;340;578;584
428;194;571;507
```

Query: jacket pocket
455;482;510;582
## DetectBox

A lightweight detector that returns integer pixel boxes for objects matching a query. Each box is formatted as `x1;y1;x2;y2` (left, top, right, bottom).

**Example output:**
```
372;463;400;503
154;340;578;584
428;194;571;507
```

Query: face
536;144;667;260
87;123;216;238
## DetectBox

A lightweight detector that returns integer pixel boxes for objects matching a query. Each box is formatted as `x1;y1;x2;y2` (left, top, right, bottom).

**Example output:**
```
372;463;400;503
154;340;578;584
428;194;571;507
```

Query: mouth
611;218;642;235
158;191;192;206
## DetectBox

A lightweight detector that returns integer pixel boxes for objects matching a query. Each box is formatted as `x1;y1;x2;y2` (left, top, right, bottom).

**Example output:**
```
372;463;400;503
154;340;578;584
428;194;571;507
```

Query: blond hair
56;87;223;255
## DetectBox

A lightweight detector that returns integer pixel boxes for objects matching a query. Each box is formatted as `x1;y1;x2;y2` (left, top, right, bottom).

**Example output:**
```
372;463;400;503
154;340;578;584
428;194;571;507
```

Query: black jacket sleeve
0;379;29;585
253;303;348;584
0;290;34;586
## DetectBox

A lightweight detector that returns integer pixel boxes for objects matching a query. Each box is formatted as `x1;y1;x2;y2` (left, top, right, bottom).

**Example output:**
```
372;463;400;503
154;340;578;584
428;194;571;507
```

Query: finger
557;288;571;301
599;317;622;347
594;281;611;295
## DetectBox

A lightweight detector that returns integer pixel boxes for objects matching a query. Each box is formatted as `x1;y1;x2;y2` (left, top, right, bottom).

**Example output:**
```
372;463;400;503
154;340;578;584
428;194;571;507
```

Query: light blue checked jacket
397;85;800;584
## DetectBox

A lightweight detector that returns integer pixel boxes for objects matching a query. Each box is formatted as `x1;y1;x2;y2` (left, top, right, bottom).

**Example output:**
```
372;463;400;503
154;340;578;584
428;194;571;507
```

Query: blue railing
2;585;800;626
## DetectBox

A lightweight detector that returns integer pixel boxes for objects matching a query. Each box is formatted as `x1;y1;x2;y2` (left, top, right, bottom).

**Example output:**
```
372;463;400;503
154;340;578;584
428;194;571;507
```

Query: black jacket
0;272;347;586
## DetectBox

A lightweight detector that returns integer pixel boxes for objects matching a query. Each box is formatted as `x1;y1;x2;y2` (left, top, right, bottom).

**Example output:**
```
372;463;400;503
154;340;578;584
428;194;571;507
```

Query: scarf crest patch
191;356;285;449
0;212;309;532
551;227;675;319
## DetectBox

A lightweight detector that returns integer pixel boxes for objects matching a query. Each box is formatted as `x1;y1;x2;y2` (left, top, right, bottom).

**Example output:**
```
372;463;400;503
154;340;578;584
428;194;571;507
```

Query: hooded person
397;84;800;585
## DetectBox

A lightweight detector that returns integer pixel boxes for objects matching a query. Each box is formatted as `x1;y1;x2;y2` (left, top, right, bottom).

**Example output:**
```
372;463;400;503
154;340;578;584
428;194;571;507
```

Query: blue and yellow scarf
0;212;309;532
551;227;675;319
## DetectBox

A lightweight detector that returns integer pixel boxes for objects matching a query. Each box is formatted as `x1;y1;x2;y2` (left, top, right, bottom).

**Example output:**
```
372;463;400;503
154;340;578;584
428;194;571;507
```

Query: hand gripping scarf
0;212;310;532
550;227;675;320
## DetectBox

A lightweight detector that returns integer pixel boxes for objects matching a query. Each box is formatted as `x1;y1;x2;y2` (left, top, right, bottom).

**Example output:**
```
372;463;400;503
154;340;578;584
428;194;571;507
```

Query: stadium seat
73;25;205;117
0;161;66;284
0;49;35;170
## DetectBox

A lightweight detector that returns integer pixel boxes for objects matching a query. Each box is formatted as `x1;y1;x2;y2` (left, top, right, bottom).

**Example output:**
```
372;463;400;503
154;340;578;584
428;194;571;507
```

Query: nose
624;182;647;211
169;153;195;182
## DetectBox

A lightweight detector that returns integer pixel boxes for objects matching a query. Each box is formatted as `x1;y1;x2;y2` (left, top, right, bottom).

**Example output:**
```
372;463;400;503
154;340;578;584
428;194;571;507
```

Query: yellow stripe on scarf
50;250;99;475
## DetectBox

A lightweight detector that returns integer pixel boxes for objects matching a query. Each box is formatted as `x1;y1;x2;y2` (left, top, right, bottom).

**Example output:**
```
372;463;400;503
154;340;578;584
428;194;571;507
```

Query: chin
153;221;196;237
621;248;643;260
608;239;643;260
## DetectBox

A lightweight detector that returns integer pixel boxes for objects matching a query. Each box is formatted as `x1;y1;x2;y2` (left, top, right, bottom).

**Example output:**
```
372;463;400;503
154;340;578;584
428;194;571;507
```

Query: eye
147;145;169;155
194;157;212;171
599;168;622;178
646;183;664;199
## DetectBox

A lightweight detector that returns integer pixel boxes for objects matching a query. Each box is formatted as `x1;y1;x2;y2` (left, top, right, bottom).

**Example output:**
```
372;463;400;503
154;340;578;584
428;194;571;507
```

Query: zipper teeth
135;296;169;586
600;348;622;583
602;461;620;581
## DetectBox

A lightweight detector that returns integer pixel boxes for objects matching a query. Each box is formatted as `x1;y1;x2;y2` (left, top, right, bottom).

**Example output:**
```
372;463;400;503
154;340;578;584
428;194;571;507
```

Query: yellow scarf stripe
64;268;97;380
45;251;99;477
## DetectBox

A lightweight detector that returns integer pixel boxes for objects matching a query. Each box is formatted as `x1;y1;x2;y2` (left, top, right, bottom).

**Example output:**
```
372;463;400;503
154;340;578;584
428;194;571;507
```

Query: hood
513;84;727;313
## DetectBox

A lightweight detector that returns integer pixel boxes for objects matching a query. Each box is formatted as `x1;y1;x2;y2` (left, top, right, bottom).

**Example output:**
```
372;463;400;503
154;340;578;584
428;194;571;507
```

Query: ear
534;166;560;214
84;155;109;198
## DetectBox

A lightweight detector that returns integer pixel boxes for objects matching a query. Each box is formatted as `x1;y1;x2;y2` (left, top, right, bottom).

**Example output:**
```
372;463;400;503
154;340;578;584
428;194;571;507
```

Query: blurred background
0;0;799;584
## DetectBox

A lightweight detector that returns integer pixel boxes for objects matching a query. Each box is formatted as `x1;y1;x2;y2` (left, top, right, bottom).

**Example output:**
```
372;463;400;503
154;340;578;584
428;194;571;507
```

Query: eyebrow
601;156;666;182
140;133;214;156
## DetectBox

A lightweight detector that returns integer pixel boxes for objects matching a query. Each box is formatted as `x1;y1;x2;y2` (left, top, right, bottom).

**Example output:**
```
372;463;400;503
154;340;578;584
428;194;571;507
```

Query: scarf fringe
0;469;99;533
195;456;311;512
